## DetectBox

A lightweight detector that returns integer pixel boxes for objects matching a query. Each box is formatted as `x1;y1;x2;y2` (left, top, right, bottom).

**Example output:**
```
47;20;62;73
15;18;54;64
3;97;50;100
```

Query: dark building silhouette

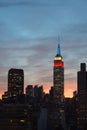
26;85;33;97
34;85;39;97
38;86;44;99
49;86;54;98
8;68;24;97
65;96;77;130
2;91;8;100
77;63;87;130
34;85;43;99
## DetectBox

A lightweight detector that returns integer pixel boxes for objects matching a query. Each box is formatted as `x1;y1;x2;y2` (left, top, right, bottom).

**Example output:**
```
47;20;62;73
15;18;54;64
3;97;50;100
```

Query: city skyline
0;0;87;98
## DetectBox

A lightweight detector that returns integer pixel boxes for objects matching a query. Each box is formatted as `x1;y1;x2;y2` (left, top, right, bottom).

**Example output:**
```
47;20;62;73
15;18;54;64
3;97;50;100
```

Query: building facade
77;63;87;130
8;68;24;97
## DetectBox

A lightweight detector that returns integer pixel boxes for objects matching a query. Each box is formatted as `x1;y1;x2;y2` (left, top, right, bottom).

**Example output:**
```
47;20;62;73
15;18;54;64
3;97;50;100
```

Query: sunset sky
0;0;87;98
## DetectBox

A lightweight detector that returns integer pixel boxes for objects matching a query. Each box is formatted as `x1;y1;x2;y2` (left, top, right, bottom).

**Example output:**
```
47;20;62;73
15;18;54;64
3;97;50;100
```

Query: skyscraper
78;63;87;95
53;39;64;103
8;68;24;97
51;39;66;130
77;63;87;130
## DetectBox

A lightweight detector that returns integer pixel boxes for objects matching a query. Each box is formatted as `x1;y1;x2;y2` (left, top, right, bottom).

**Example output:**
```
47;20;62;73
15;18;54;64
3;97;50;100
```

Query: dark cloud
0;1;61;8
0;0;71;8
0;1;47;8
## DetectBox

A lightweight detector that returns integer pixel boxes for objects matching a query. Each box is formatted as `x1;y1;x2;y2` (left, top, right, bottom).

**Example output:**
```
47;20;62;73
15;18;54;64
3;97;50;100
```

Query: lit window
20;120;25;123
10;120;13;123
55;56;62;60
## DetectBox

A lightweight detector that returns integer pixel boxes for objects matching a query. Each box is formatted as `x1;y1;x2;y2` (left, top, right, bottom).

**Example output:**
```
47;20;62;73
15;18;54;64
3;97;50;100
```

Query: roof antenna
57;36;61;55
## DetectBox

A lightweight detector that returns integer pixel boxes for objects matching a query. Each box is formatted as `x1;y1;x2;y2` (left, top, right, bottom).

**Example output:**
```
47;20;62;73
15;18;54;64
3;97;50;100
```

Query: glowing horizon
0;0;87;100
0;76;77;99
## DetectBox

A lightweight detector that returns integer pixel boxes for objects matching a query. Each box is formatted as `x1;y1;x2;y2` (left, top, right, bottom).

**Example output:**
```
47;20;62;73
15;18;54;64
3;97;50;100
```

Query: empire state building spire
57;37;61;56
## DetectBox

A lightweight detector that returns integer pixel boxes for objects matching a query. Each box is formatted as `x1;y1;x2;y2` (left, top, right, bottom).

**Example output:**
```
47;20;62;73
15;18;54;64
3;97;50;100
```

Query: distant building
8;68;24;97
34;85;39;97
49;86;54;98
38;86;44;98
2;91;9;99
26;85;33;97
34;85;43;98
77;63;87;130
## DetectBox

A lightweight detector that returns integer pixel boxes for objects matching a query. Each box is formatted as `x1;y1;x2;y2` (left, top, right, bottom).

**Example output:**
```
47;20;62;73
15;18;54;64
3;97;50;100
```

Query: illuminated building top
54;40;64;68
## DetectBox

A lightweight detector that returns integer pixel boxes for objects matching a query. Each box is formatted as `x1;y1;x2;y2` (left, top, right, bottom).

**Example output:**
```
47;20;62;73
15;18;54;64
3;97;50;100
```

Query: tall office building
49;40;66;130
77;63;87;130
53;40;64;102
8;68;24;97
78;63;87;95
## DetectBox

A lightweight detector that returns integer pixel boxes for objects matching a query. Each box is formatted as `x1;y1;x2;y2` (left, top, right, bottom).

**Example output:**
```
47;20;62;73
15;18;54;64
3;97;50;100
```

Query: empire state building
53;40;64;103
